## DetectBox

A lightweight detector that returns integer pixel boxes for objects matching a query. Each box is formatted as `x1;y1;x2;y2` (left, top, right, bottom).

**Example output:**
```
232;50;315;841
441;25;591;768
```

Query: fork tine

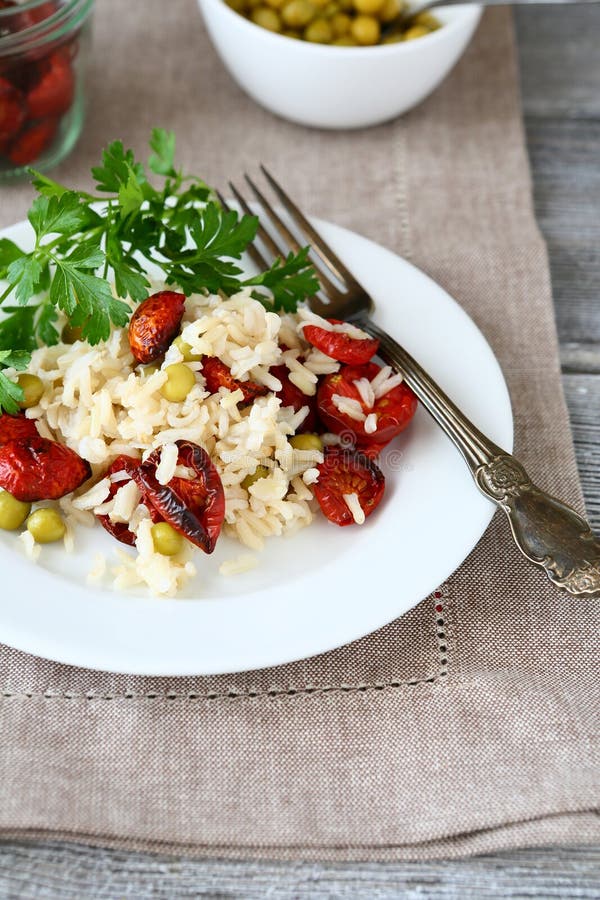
217;189;269;271
228;181;284;262
244;173;344;300
244;173;301;253
260;165;360;289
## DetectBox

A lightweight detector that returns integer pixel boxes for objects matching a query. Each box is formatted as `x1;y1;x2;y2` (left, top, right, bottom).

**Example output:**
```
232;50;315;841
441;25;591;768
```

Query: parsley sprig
0;128;319;413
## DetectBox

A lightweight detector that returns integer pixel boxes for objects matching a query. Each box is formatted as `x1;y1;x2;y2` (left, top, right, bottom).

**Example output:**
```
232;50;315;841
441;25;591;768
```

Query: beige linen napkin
0;0;598;861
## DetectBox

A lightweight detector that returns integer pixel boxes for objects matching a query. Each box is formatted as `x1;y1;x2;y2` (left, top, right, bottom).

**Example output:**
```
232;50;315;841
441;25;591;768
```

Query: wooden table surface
1;6;599;897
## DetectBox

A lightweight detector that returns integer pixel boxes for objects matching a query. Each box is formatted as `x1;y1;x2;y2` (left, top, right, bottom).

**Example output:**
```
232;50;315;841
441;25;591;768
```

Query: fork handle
362;317;600;599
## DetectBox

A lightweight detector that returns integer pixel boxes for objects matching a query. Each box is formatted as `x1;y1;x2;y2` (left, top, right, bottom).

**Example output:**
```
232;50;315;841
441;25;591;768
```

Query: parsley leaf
0;372;23;415
246;247;320;312
91;140;146;193
0;349;30;414
50;256;130;344
0;349;30;370
0;307;37;351
36;302;60;346
6;256;43;305
28;169;72;199
149;127;177;177
28;191;91;240
0;238;25;276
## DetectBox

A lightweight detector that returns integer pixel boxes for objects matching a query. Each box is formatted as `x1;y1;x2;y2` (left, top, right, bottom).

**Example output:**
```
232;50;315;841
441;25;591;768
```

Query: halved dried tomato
137;440;225;554
0;412;39;446
202;357;268;403
8;118;58;165
302;318;379;365
313;448;385;527
0;436;91;501
27;51;74;119
128;291;186;364
317;362;417;447
270;363;318;432
0;75;26;143
95;454;161;547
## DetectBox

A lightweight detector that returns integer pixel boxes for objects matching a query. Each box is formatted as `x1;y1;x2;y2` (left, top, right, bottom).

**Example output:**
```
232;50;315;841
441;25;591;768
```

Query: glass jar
0;0;94;182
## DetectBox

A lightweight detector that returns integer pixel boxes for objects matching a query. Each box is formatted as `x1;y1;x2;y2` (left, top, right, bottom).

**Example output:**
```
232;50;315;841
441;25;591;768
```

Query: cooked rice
364;413;378;435
370;365;404;398
20;288;331;596
20;529;41;562
353;377;375;409
219;554;258;576
343;492;365;525
297;308;370;341
332;394;366;422
155;442;179;485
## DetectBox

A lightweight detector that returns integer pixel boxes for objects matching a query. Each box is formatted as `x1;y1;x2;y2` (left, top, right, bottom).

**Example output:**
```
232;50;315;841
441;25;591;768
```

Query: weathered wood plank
560;343;600;374
525;117;600;345
516;5;600;119
1;840;600;899
564;373;600;526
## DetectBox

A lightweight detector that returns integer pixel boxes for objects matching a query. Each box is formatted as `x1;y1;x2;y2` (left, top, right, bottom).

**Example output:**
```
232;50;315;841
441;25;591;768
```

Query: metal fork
220;169;600;599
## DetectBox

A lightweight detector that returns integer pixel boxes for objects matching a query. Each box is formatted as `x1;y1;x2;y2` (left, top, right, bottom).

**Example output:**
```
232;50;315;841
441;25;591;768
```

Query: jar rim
0;0;94;55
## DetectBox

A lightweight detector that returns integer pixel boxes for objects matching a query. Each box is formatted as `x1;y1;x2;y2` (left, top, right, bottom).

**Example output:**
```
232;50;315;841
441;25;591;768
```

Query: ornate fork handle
362;318;600;599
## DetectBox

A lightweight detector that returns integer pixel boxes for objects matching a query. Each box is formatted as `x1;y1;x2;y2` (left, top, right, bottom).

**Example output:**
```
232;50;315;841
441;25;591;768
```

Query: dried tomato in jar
0;0;94;180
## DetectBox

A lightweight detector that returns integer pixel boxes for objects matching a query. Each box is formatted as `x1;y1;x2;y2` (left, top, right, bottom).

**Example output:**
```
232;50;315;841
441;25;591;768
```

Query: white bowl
198;0;482;129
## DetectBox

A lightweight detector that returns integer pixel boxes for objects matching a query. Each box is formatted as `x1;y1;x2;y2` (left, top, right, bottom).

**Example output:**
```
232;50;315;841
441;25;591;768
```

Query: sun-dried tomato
270;364;318;432
0;75;25;143
137;440;225;554
317;362;417;447
0;412;39;446
0;436;91;501
313;448;385;527
27;51;74;119
202;357;268;403
8;118;58;165
95;454;162;547
303;318;379;365
128;291;186;364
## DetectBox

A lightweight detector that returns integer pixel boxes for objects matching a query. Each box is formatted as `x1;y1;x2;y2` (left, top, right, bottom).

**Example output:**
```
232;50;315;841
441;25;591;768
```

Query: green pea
160;364;196;403
61;323;84;344
402;24;430;40
282;0;316;28
251;5;282;30
351;13;380;44
330;11;351;35
151;522;184;557
289;434;324;452
173;335;202;362
241;466;269;491
17;374;44;409
27;508;66;544
304;16;333;41
411;11;440;29
378;0;403;21
0;491;31;531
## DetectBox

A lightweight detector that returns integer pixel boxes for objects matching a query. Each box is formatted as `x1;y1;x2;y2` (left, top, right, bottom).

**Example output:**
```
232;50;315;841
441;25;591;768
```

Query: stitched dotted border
1;593;449;702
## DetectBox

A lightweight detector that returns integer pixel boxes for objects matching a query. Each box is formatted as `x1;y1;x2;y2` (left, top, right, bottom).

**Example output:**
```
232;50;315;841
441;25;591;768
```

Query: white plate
0;216;513;675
